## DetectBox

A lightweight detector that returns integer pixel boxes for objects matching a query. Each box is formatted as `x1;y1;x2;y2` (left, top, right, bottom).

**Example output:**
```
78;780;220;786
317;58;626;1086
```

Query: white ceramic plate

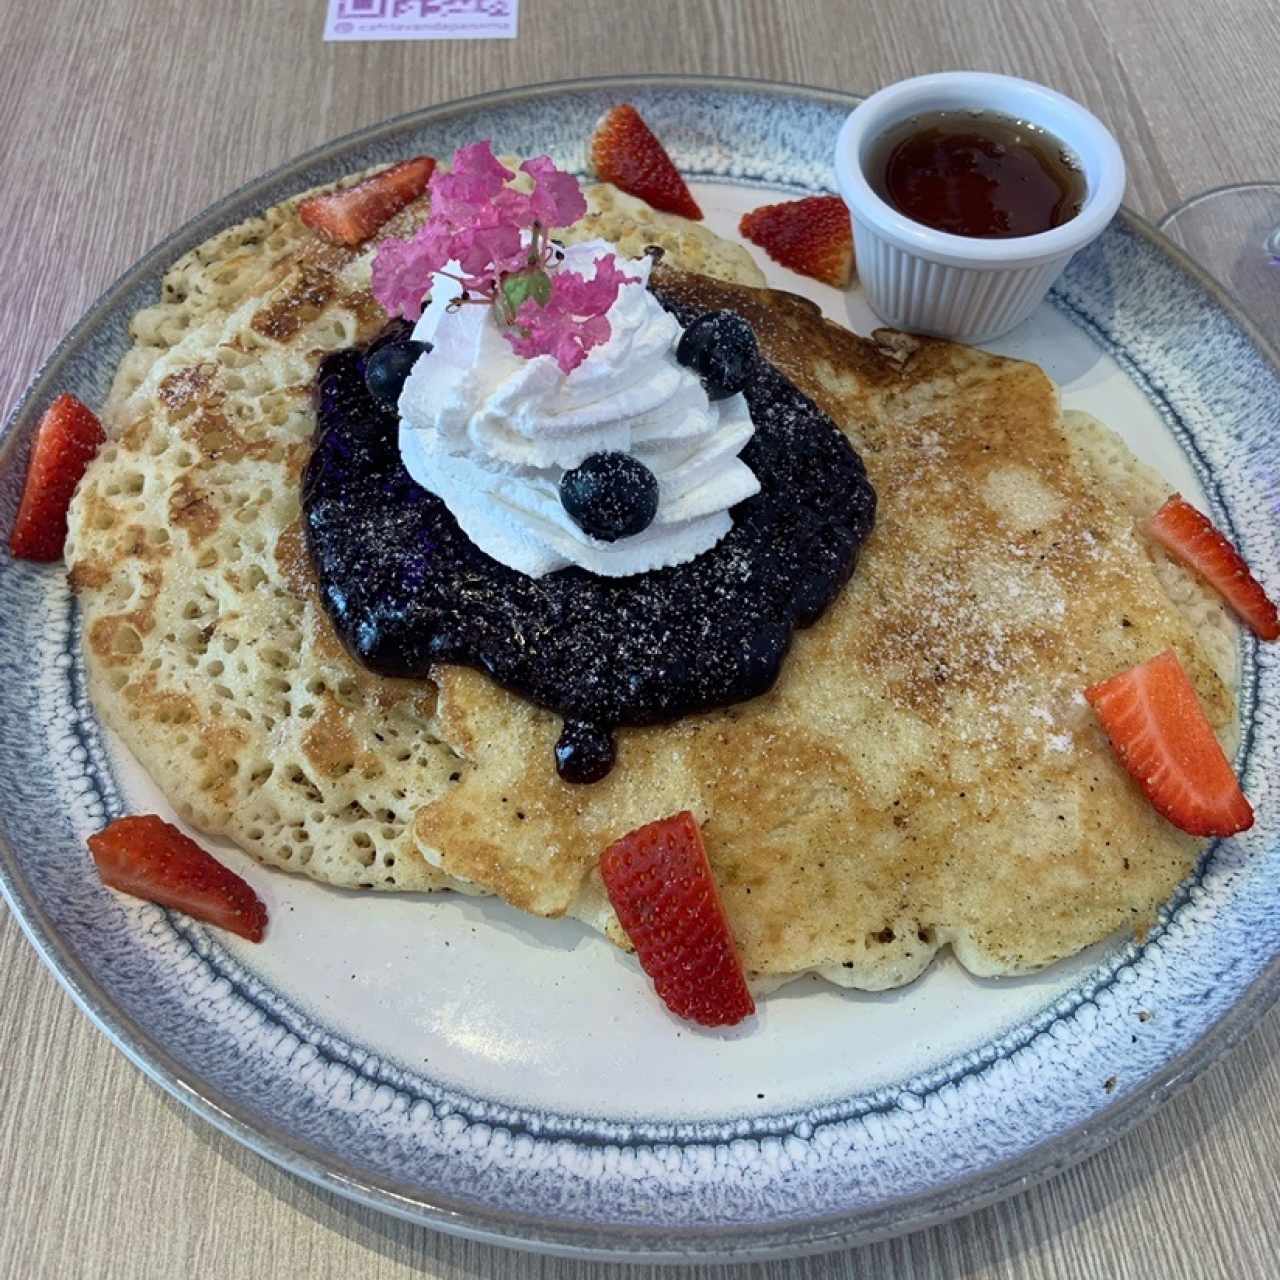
1;77;1278;1261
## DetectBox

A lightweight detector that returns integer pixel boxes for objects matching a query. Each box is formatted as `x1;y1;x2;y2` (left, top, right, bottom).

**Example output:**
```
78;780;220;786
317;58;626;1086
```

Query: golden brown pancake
411;267;1239;987
63;171;765;902
65;166;1239;991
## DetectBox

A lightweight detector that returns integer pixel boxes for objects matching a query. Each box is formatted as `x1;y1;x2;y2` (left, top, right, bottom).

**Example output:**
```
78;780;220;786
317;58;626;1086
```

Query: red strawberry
739;195;854;288
599;811;754;1027
589;104;703;221
88;815;268;942
9;393;105;562
298;155;436;247
1084;649;1253;837
1146;494;1279;641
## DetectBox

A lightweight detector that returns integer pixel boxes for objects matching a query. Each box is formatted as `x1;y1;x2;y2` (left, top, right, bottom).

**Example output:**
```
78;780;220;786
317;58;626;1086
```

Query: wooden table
3;1;1278;1275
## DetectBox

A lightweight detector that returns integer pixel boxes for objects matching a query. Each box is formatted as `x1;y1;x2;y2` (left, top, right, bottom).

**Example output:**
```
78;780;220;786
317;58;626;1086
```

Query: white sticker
324;0;518;41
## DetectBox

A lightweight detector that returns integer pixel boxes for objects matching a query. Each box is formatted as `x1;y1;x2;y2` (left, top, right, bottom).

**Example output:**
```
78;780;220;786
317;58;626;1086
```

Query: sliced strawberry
298;155;436;247
9;393;105;562
1084;649;1253;837
88;815;268;942
589;104;703;221
1147;494;1279;641
599;811;754;1027
739;195;854;288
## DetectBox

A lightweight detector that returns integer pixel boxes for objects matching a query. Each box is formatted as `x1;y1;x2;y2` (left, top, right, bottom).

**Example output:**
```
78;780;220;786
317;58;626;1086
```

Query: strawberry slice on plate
1084;649;1253;838
739;194;854;288
599;811;755;1027
299;155;436;247
9;393;104;562
589;104;703;221
1146;494;1279;641
88;815;268;942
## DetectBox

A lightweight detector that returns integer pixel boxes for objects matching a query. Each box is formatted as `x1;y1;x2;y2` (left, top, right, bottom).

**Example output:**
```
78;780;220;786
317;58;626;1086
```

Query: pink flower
454;213;523;279
370;139;624;372
370;234;443;321
520;155;587;228
427;142;512;223
552;255;637;316
373;142;534;319
505;254;639;374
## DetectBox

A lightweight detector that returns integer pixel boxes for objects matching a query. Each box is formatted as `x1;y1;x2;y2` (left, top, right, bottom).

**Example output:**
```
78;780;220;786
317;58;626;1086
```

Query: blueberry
675;311;758;401
559;452;659;542
364;339;430;411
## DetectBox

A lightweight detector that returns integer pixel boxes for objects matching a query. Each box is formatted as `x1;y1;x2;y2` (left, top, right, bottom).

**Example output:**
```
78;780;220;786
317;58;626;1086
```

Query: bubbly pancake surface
66;165;1240;991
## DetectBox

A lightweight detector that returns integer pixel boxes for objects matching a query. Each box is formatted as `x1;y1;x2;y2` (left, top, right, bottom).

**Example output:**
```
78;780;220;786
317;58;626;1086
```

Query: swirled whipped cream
396;240;760;578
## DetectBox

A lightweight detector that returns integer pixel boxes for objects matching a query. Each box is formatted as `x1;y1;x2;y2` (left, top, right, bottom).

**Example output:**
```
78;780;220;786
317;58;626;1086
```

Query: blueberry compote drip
301;289;877;783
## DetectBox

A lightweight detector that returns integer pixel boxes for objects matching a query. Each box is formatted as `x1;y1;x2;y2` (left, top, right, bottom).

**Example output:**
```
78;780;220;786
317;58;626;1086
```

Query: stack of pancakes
65;163;1239;990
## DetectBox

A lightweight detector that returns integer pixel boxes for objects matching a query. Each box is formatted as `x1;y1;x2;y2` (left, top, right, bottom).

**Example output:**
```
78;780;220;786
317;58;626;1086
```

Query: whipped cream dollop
396;240;760;577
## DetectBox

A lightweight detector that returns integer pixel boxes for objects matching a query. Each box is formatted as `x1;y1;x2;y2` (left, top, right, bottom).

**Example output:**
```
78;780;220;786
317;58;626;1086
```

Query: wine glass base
1159;183;1280;337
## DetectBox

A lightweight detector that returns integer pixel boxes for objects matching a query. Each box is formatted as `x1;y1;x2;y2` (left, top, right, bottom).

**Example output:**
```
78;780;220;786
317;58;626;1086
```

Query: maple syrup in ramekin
869;110;1086;239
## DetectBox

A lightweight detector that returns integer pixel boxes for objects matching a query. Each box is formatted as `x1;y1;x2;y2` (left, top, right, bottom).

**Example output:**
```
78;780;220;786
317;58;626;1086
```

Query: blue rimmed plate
1;76;1278;1262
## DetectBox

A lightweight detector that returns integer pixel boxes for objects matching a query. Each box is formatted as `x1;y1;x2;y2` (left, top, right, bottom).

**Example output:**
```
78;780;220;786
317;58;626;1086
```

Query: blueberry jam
301;288;877;783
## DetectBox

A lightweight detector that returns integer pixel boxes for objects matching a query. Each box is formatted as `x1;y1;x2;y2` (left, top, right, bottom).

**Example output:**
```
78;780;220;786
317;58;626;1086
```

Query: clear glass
1158;183;1280;338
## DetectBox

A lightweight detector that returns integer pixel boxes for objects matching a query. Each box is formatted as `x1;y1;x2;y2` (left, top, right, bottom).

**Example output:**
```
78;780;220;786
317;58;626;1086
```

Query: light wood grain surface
3;1;1279;1276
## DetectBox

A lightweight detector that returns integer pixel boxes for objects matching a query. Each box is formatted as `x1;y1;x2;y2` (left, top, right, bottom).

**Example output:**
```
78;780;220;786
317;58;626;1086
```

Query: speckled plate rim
1;74;1279;1263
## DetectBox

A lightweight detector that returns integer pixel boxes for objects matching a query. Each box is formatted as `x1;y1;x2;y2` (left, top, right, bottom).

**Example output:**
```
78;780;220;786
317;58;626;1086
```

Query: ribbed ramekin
834;72;1126;343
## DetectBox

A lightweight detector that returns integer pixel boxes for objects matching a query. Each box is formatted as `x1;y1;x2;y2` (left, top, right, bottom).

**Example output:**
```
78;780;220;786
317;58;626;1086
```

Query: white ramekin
834;72;1126;343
